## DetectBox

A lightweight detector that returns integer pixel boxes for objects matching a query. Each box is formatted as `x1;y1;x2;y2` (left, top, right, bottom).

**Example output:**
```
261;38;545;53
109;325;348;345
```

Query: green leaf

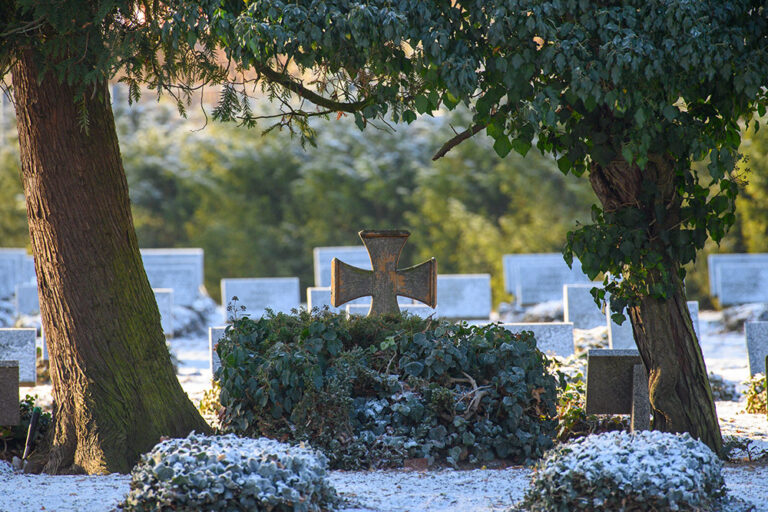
557;156;571;174
493;136;513;157
414;95;430;114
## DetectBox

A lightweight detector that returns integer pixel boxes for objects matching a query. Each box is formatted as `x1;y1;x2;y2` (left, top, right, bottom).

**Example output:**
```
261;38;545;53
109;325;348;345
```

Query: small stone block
141;248;204;307
563;284;605;329
209;327;227;378
221;278;300;321
502;253;591;306
0;361;20;425
501;323;574;357
630;363;651;432
313;246;371;288
0;328;36;385
436;274;491;320
153;288;174;336
607;304;635;350
586;349;643;415
745;321;768;376
14;283;40;316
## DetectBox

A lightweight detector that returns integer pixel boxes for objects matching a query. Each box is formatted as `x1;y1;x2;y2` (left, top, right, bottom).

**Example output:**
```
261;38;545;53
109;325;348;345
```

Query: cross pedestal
331;230;436;316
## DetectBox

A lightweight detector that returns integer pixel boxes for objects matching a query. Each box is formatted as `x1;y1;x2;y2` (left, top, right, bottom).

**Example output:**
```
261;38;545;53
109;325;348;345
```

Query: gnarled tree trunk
589;155;723;454
12;48;211;475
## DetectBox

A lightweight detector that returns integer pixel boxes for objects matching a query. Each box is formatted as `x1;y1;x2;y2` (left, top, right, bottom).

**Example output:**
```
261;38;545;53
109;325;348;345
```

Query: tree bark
589;155;723;454
12;49;211;475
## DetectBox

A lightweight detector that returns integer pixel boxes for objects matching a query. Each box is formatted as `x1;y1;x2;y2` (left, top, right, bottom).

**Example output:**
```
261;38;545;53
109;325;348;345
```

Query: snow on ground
3;306;767;512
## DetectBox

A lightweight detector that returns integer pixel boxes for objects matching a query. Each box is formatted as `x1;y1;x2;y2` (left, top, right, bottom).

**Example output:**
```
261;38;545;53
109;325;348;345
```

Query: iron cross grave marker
331;230;437;316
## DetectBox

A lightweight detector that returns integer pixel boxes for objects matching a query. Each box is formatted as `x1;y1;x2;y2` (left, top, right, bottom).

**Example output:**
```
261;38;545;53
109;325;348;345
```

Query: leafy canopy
4;1;767;312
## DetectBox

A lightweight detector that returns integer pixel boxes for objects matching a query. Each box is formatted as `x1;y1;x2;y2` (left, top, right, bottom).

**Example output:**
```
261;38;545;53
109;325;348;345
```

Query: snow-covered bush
744;372;766;414
121;433;338;512
523;431;726;511
708;372;739;401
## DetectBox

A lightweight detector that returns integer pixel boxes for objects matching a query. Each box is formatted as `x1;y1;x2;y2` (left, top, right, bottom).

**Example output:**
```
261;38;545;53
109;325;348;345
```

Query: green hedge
215;309;558;469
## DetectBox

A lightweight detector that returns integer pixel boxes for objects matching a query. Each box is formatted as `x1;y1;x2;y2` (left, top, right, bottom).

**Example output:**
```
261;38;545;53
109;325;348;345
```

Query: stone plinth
501;322;575;357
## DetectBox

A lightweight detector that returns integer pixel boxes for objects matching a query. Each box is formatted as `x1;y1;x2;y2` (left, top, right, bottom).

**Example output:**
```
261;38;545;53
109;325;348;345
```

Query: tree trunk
12;49;211;475
589;156;723;454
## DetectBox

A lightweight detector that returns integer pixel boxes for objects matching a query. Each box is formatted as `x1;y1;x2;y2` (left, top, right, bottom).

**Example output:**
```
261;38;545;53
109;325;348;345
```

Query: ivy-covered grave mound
522;430;728;512
121;433;338;512
214;309;558;469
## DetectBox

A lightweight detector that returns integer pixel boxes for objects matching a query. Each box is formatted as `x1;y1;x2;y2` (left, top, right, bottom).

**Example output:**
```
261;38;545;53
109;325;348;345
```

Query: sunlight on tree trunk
12;49;210;475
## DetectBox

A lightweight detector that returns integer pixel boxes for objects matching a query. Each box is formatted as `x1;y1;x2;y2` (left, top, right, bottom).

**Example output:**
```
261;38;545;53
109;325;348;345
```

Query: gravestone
0;328;36;385
0;361;19;425
14;283;40;316
716;263;768;305
221;277;300;321
609;301;700;349
502;253;591;306
153;289;174;336
586;349;650;432
707;253;768;301
331;230;436;316
436;274;492;320
346;303;436;318
140;248;204;307
22;255;36;284
745;322;768;376
307;287;406;314
687;301;700;339
563;284;605;329
209;326;227;378
501;323;575;357
313;246;371;288
0;248;26;300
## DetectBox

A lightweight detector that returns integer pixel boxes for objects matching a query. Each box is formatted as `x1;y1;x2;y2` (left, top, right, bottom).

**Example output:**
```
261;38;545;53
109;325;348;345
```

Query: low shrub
708;373;739;402
121;433;338;512
522;431;727;511
0;395;51;462
550;355;627;441
744;372;766;414
215;309;558;469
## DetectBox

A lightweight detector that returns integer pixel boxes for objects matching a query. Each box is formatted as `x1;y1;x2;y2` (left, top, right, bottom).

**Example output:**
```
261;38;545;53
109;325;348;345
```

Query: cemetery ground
1;308;767;512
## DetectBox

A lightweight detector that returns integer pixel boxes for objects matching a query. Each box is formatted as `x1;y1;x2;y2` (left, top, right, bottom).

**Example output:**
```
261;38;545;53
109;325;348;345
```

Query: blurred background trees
1;94;764;307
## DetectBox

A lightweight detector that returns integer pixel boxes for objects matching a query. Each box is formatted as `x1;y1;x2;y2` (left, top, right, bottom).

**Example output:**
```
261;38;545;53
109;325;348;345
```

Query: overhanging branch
254;62;371;114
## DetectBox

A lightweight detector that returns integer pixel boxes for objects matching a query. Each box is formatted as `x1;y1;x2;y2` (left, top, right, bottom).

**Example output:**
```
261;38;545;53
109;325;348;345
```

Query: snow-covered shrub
121;433;338;512
523;431;726;511
216;310;559;469
744;372;766;414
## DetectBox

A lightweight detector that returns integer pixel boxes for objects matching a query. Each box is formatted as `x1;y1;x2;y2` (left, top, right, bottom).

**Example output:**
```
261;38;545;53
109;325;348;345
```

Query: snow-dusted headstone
221;278;300;321
586;349;650;431
501;322;575;358
346;303;435;318
0;328;36;385
436;274;491;320
153;288;174;336
745;321;768;377
607;305;635;350
313;246;370;287
609;301;700;349
21;255;36;284
140;248;204;307
209;326;227;378
0;249;26;300
307;286;410;314
717;263;768;305
0;361;19;425
687;300;700;339
707;253;768;301
563;284;605;329
502;253;591;306
14;283;39;316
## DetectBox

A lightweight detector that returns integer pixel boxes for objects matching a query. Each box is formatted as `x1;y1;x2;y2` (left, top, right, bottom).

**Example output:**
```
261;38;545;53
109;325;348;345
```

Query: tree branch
254;62;371;113
432;122;486;161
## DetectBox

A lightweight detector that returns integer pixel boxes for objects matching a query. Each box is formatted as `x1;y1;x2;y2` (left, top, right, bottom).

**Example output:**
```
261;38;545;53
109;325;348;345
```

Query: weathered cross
331;230;437;316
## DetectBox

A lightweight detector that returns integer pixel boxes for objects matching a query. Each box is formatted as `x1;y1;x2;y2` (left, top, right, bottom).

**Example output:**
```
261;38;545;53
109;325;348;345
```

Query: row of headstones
0;247;204;307
221;274;492;322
